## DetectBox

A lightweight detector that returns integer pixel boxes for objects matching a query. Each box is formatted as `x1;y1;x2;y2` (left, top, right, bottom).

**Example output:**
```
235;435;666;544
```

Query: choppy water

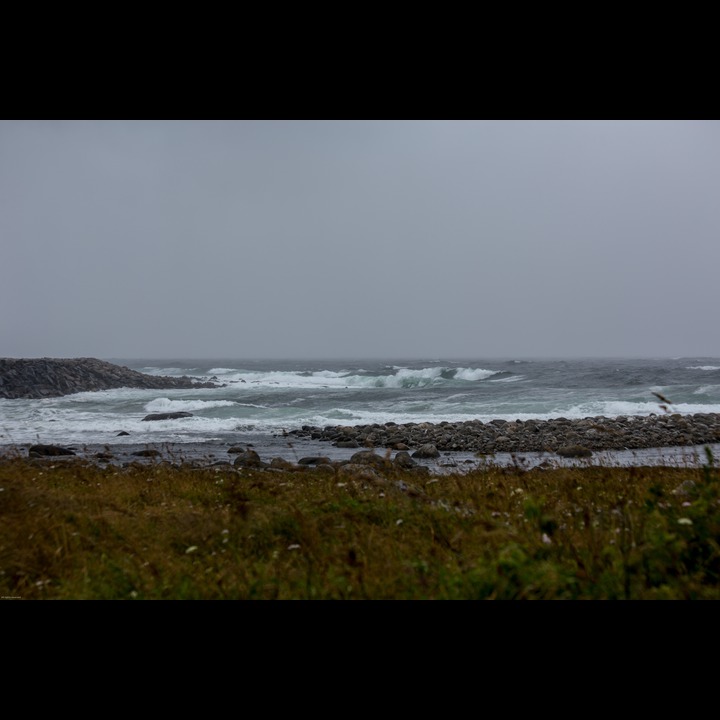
2;357;720;448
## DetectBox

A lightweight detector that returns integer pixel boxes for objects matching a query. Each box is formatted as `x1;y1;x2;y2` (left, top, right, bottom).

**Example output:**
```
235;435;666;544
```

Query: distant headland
0;357;220;399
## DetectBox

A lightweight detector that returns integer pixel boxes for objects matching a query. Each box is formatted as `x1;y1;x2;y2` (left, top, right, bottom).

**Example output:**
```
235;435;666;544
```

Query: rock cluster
288;413;720;455
0;358;220;399
18;443;434;500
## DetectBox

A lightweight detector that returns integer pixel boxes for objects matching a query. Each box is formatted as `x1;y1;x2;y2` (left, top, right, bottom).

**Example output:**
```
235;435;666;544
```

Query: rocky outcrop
0;357;220;399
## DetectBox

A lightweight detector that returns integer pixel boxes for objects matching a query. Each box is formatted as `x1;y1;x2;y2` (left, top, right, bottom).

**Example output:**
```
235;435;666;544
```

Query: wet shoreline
4;412;720;472
3;433;719;473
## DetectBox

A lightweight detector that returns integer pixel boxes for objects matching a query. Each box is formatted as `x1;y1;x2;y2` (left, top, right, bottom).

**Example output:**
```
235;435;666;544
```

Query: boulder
350;450;392;468
28;444;76;457
556;445;593;458
412;443;440;459
142;411;193;421
393;451;417;469
233;449;266;468
297;456;331;465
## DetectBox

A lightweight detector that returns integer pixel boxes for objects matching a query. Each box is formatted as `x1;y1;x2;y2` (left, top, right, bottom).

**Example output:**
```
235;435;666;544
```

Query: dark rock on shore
233;449;266;468
28;444;76;457
142;411;194;421
412;443;440;459
557;445;593;458
0;357;221;399
286;413;720;456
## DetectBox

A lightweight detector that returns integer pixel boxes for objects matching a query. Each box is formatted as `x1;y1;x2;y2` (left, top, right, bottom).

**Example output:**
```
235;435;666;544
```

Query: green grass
1;449;719;599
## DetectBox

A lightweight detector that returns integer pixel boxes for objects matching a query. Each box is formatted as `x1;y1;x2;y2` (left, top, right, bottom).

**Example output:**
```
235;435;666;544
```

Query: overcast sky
1;119;718;360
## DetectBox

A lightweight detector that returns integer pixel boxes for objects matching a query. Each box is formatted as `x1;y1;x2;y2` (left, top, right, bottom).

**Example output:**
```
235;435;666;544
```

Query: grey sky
2;119;718;359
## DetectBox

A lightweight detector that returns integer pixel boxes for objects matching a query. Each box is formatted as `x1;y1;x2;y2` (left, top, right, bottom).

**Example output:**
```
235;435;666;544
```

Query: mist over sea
2;357;720;449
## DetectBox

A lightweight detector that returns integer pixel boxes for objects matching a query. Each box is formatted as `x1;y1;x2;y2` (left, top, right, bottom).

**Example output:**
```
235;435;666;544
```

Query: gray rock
142;411;193;421
0;357;220;399
412;443;440;459
28;444;76;457
393;451;417;468
335;440;360;448
556;445;593;458
297;456;331;465
350;450;391;468
233;449;266;468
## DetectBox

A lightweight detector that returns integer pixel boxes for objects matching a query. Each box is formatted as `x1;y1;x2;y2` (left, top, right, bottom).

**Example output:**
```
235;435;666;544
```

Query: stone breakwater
289;413;720;456
0;357;220;399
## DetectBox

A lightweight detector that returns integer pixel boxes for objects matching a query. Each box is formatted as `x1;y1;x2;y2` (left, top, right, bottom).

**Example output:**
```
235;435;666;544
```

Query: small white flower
541;533;552;545
337;482;347;487
678;518;693;525
287;544;301;550
396;519;403;526
682;502;692;507
185;545;198;554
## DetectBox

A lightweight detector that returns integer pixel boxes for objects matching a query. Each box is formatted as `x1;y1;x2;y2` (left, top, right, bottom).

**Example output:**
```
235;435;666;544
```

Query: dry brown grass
1;450;719;600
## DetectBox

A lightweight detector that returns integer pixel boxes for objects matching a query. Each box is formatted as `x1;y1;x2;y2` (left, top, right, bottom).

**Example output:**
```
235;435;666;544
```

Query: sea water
2;357;720;449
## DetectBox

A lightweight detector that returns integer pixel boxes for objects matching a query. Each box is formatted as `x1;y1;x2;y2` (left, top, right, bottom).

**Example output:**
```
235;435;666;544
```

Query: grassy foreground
1;450;719;600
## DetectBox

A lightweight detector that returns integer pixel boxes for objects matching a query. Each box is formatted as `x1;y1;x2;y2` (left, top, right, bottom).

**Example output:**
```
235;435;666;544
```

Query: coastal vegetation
2;446;719;600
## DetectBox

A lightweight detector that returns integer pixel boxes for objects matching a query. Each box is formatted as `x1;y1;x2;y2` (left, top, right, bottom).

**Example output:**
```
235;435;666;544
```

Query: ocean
2;357;720;455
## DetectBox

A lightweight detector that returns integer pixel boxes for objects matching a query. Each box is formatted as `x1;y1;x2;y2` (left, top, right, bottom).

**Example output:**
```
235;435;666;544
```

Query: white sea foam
144;398;239;413
209;366;500;390
139;366;191;376
453;368;498;381
5;396;720;447
560;400;720;418
155;367;499;390
219;371;352;388
686;366;720;371
388;367;444;386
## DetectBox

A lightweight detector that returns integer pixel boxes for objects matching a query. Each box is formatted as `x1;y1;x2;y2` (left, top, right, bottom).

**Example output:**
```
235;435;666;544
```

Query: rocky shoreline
287;412;720;457
5;412;719;474
0;357;220;399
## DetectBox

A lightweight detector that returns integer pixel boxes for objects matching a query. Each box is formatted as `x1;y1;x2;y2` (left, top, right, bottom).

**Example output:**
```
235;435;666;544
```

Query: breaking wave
144;398;239;413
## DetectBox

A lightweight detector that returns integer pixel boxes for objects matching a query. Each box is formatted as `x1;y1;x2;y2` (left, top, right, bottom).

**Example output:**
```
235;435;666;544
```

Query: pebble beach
6;412;720;473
